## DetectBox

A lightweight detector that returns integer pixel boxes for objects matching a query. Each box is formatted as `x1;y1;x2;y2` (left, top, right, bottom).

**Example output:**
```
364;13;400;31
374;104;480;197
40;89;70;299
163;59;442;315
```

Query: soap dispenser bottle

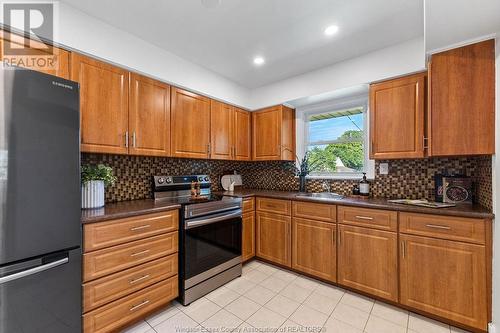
359;172;370;196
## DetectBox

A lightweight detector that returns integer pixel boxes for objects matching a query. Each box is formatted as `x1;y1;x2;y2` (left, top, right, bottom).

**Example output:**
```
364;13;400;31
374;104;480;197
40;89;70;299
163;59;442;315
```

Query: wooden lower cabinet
337;224;398;302
256;212;291;267
83;233;178;282
83;254;178;312
400;234;488;330
292;218;336;282
83;276;178;333
83;209;179;333
242;211;255;261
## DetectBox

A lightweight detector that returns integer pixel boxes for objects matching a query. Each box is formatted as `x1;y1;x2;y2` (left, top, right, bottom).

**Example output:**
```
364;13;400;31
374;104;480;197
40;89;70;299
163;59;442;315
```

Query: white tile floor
122;260;472;333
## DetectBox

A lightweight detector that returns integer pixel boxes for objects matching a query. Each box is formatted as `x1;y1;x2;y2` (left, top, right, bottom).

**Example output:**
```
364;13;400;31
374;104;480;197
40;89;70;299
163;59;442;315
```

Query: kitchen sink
295;192;344;200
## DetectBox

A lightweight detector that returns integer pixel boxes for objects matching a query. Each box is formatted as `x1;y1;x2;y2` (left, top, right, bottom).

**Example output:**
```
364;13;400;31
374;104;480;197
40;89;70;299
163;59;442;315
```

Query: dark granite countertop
81;199;181;224
219;189;494;219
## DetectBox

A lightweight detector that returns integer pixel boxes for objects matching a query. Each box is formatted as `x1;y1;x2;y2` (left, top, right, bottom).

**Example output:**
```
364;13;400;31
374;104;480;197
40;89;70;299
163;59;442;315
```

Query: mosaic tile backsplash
81;154;493;210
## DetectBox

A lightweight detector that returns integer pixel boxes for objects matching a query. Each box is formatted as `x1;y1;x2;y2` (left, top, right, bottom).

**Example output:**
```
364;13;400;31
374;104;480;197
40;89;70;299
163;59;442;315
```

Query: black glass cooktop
155;194;227;206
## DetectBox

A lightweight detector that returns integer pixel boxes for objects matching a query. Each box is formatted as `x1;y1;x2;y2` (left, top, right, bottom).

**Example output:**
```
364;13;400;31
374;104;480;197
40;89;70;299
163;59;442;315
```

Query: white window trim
295;94;375;180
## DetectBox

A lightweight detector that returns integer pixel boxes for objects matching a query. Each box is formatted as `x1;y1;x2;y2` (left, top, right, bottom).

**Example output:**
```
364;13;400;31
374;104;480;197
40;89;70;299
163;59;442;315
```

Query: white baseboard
489;322;497;333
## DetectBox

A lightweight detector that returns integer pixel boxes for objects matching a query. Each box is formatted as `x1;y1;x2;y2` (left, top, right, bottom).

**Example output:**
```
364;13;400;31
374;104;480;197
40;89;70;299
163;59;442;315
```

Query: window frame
297;95;375;180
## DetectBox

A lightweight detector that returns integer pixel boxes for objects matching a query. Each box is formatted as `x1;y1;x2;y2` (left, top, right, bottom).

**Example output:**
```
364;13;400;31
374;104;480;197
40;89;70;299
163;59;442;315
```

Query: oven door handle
185;209;242;229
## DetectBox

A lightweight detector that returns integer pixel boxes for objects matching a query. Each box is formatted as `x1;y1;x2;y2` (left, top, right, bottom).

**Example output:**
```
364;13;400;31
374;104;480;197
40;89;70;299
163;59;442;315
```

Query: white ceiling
59;0;423;89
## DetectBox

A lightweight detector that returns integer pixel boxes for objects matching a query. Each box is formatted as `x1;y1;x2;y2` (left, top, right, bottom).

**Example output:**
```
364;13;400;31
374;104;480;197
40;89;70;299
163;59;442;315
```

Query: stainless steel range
153;175;242;305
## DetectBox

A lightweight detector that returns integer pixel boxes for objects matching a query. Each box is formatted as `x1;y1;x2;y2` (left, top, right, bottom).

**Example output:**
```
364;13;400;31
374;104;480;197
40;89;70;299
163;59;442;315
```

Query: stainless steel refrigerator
0;67;81;332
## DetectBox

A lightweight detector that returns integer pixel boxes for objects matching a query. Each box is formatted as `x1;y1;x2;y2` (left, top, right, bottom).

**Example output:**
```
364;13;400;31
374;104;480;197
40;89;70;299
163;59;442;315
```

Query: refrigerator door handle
0;257;69;285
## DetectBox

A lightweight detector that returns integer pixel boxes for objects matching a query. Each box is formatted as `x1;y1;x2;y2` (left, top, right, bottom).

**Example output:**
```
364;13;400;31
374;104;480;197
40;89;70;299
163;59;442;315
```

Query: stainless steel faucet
322;181;331;193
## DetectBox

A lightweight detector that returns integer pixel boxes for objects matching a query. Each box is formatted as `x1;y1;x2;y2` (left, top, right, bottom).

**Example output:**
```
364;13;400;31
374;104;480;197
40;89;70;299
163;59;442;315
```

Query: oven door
183;209;242;287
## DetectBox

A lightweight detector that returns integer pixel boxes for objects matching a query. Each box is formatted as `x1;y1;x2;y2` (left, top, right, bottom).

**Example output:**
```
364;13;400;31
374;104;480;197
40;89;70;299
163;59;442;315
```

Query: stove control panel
153;175;211;188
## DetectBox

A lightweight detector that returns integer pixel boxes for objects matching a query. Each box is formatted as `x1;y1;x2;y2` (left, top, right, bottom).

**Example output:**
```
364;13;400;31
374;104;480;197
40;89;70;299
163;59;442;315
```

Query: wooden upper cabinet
400;234;487;330
338;225;398;302
210;100;233;160
171;88;211;159
129;73;171;156
0;32;70;79
370;72;426;159
233;107;252;161
72;53;129;154
428;39;495;156
252;105;295;161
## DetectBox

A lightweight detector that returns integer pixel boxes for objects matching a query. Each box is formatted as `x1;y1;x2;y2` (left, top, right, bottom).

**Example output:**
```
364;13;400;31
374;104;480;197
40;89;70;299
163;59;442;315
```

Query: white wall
50;3;252;109
424;0;500;53
1;3;426;111
493;33;500;333
248;37;425;110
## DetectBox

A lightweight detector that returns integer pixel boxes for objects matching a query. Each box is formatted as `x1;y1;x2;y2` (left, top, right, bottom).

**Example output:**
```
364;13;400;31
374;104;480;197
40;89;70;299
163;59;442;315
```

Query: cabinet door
171;88;211;159
429;39;495;156
338;225;398;301
369;72;425;159
210;100;233;160
0;33;70;79
292;218;336;282
242;211;255;262
71;53;129;154
256;212;291;267
280;105;296;161
233;107;251;161
252;106;282;160
129;73;170;156
400;234;487;330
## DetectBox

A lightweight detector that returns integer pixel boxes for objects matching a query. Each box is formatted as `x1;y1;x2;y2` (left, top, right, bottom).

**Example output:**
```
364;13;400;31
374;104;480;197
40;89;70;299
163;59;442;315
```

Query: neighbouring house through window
300;98;374;179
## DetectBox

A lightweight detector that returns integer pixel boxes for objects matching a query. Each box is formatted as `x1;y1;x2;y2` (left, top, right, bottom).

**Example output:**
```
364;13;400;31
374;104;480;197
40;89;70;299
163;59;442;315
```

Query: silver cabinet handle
129;274;150;284
0;257;68;285
125;131;129;148
130;300;150;311
130;224;151;231
130;250;150;257
423;136;429;149
132;131;137;148
207;143;211;155
425;224;451;230
355;215;373;220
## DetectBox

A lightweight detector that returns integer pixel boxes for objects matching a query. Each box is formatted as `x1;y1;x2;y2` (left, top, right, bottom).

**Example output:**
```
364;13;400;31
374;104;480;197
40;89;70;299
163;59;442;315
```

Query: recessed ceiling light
324;25;339;36
253;56;265;66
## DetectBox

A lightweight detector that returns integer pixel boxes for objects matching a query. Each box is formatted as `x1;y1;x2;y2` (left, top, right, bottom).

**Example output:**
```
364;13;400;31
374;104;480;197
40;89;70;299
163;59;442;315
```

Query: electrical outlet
379;163;389;175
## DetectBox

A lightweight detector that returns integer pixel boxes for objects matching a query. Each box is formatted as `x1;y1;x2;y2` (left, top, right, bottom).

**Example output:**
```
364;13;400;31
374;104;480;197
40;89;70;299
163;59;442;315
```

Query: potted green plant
81;164;117;209
290;151;325;192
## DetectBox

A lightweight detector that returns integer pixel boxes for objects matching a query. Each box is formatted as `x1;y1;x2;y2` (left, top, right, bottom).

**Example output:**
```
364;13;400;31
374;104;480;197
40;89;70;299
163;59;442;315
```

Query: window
302;101;374;179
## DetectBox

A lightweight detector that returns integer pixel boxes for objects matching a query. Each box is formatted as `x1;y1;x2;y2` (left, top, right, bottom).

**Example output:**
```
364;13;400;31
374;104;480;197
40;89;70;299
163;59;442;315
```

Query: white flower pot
82;180;105;209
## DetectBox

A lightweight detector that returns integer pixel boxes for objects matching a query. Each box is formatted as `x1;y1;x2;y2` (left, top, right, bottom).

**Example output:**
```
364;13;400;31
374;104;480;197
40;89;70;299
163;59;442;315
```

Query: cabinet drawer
242;198;255;213
338;206;397;231
83;276;178;333
399;212;486;244
83;233;178;282
256;197;291;215
83;254;178;312
84;210;178;252
292;201;336;222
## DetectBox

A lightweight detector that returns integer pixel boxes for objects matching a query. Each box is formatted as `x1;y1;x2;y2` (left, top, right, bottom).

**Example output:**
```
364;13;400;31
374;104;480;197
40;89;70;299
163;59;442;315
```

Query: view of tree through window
306;107;365;175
